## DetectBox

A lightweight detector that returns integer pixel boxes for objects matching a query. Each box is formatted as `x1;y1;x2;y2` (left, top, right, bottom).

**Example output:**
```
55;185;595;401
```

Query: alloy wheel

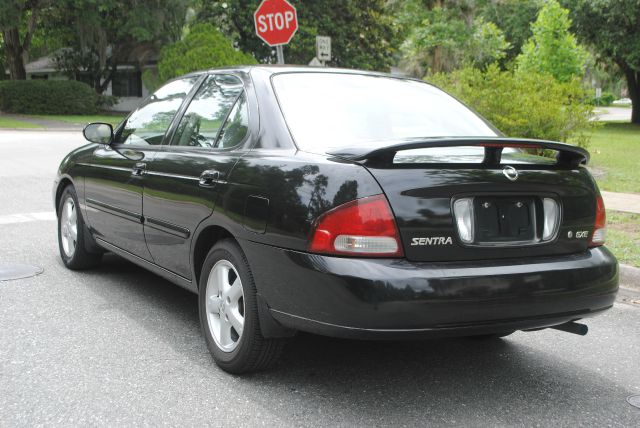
205;260;245;352
60;197;78;258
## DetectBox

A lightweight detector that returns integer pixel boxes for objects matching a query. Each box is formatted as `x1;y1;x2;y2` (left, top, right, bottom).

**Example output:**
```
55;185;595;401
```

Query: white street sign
596;87;602;99
316;36;331;62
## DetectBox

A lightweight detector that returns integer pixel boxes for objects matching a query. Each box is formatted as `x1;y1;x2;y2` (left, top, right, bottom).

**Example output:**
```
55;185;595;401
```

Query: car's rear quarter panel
222;150;384;252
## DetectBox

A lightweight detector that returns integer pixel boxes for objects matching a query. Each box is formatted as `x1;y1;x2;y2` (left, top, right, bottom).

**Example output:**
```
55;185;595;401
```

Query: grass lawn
0;116;43;129
32;114;125;127
606;211;640;268
588;122;640;194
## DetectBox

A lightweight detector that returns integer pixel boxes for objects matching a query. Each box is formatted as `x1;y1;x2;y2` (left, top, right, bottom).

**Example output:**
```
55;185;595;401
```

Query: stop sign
254;0;298;46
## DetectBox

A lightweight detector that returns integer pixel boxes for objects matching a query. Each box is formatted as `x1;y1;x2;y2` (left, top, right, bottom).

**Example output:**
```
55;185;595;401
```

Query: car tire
57;185;102;270
198;239;285;374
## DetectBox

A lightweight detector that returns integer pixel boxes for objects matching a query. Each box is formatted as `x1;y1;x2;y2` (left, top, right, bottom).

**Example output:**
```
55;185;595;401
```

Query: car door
84;75;201;259
142;73;250;279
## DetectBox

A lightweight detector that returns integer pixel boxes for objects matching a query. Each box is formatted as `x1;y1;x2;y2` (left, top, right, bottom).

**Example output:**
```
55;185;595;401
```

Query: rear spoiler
327;137;589;167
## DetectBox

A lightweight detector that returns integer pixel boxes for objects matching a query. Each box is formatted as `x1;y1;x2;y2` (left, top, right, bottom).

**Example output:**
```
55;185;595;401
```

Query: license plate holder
474;196;536;244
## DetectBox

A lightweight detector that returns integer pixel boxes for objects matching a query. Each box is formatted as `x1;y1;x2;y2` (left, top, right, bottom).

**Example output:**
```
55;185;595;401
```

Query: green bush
0;80;99;114
429;64;595;148
158;23;257;83
97;94;119;110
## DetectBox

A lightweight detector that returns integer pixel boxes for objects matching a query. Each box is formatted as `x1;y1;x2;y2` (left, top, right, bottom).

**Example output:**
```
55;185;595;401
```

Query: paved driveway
594;107;632;122
1;130;639;426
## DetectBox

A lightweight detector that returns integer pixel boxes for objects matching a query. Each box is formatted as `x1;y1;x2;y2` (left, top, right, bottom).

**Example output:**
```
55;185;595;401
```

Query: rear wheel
57;185;102;270
198;239;285;374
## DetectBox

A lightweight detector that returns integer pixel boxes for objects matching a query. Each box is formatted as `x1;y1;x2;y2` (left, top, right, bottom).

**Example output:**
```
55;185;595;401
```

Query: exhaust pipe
551;321;588;336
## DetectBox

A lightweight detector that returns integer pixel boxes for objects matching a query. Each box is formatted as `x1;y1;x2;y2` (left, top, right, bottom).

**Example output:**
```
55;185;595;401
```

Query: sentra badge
411;237;453;246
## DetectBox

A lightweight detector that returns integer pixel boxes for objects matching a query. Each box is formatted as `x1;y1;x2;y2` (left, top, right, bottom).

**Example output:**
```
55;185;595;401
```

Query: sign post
254;0;298;65
276;46;285;65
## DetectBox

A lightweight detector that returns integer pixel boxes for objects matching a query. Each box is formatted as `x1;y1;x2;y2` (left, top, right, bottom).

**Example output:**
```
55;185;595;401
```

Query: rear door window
171;74;244;149
217;92;249;149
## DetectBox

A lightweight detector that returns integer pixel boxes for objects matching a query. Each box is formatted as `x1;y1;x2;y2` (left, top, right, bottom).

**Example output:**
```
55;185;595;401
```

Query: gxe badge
503;165;519;181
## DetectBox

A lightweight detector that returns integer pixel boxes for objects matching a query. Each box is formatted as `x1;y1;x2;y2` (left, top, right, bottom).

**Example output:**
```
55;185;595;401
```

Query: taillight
589;195;606;247
308;194;404;257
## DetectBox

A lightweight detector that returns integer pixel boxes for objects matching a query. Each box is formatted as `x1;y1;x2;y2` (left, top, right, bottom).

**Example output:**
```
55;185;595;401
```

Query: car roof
198;65;415;81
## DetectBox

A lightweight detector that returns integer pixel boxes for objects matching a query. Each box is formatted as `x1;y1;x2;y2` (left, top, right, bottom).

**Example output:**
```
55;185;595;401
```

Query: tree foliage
47;0;188;93
157;23;257;83
0;0;50;79
517;0;587;82
395;0;509;76
564;0;640;123
430;64;595;146
197;0;399;71
478;0;539;66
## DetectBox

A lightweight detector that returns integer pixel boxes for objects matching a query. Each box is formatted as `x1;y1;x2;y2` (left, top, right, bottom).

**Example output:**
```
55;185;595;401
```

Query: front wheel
198;239;285;374
57;185;102;270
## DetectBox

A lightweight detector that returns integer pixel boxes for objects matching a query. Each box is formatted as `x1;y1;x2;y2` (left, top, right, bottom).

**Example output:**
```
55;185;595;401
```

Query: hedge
429;64;595;148
0;80;99;115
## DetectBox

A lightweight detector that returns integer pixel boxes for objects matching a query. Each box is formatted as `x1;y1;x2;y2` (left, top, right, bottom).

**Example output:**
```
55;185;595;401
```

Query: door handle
132;162;146;176
199;170;221;187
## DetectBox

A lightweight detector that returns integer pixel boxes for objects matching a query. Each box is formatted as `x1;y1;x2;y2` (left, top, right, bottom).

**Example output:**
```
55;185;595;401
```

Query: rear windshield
394;147;558;165
272;72;498;152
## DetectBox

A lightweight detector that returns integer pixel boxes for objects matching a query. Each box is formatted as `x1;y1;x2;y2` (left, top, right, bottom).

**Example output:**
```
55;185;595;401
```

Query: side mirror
83;123;113;145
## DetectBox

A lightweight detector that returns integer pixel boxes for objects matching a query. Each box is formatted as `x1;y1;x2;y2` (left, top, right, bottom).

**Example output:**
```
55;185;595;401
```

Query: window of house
112;70;143;97
75;73;93;87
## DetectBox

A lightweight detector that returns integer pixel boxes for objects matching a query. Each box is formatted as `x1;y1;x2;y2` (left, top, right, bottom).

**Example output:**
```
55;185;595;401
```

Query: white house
21;51;156;112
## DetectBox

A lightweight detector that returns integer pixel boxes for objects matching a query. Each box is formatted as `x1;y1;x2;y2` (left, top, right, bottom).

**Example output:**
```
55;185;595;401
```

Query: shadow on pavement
79;253;636;425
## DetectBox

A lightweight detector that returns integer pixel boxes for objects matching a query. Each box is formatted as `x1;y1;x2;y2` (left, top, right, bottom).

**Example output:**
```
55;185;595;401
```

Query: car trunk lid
329;138;598;262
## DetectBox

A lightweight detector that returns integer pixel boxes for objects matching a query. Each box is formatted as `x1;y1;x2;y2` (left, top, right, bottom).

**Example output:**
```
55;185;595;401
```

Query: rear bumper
242;241;618;339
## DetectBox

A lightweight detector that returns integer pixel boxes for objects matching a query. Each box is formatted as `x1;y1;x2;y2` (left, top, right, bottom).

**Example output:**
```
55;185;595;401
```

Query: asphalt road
1;130;639;427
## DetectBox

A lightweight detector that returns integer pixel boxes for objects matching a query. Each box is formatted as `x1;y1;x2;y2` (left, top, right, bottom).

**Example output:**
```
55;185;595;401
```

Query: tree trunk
3;28;27;80
433;46;442;74
621;63;640;124
630;74;640;125
97;62;118;95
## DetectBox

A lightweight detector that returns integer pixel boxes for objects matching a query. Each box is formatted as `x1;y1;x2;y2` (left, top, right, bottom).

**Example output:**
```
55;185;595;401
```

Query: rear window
272;72;498;152
394;147;558;165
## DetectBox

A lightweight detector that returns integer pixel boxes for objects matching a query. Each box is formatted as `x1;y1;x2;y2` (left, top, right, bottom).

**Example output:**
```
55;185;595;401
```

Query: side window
172;74;243;149
116;76;199;146
218;92;249;149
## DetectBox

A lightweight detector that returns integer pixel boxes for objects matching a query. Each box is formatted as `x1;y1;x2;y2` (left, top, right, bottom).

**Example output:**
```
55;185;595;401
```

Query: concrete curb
620;264;640;292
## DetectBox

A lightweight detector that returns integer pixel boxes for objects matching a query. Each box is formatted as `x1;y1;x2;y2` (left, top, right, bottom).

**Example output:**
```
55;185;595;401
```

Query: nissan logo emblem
503;166;519;181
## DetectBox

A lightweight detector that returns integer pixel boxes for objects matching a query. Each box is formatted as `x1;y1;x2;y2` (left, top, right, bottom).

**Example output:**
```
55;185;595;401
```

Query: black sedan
53;66;618;373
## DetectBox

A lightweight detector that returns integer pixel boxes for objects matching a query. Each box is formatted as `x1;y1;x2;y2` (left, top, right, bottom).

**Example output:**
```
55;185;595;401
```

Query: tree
478;0;540;66
394;0;509;76
157;23;257;83
197;0;399;71
516;0;587;82
0;0;49;80
48;0;188;93
565;0;640;124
